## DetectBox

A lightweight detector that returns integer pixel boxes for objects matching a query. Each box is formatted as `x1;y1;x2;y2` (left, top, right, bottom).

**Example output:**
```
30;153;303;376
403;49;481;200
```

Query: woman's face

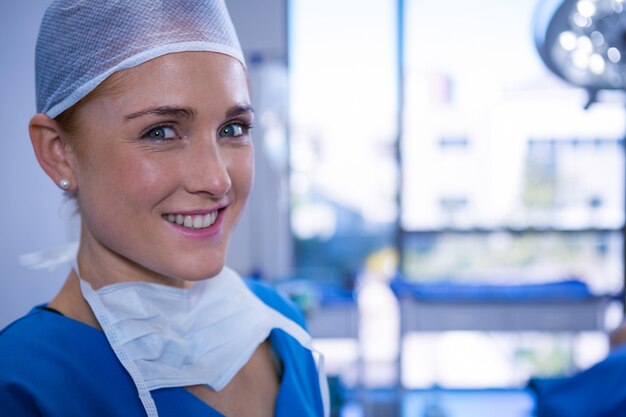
69;52;254;286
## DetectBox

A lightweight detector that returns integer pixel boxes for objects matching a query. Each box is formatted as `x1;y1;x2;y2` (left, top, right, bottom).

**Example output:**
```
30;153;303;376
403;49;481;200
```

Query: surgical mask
77;264;329;417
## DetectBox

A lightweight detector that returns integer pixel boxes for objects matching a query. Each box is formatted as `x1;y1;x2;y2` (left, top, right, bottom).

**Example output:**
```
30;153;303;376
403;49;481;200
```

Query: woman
0;1;328;416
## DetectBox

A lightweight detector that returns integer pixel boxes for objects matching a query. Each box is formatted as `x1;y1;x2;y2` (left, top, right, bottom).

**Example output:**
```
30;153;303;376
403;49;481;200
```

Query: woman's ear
29;113;77;191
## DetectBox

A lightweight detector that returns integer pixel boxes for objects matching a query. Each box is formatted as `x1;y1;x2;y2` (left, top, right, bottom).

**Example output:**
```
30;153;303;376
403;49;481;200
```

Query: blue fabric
274;279;356;306
530;345;626;417
0;280;324;416
390;278;596;301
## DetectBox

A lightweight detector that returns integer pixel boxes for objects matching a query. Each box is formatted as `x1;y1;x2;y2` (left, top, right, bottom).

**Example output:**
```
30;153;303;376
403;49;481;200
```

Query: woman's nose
183;139;232;198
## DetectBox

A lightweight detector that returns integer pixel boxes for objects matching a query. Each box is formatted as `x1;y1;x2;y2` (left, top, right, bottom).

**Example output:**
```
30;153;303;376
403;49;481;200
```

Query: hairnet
35;0;245;118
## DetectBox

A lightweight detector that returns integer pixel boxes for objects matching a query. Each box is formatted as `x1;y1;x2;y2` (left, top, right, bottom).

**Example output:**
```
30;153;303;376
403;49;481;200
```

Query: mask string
315;351;330;417
267;308;330;417
18;240;79;271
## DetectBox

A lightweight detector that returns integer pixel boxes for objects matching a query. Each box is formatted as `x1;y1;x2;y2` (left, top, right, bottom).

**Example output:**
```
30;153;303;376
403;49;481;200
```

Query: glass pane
403;230;623;293
289;0;398;280
401;0;625;294
401;331;609;389
402;0;626;230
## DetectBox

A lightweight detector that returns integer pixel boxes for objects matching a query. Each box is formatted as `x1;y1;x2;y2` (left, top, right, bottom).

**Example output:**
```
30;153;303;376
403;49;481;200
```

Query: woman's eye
219;123;246;138
144;126;176;140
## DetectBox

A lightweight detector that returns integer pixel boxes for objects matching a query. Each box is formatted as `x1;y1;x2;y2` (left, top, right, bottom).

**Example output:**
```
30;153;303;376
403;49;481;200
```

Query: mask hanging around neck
75;262;329;417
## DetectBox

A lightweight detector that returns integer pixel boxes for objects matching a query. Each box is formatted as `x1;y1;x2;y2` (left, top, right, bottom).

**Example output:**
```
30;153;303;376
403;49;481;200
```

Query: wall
0;0;289;327
227;0;293;280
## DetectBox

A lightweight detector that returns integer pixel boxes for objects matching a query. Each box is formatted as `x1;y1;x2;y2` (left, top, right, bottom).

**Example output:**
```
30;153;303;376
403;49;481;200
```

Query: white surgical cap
35;0;245;118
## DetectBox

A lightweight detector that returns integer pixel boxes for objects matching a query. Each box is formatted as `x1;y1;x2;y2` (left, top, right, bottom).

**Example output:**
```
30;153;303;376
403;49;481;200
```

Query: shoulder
0;308;79;414
244;280;327;416
0;306;106;383
245;279;308;329
1;305;103;352
0;307;143;416
0;306;62;351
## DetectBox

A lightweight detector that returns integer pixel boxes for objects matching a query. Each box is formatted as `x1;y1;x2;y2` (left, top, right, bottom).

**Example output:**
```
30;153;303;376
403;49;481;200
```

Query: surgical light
535;0;626;105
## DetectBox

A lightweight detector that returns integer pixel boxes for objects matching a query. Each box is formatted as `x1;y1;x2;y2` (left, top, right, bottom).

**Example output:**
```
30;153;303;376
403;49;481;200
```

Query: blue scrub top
0;280;325;416
530;345;626;417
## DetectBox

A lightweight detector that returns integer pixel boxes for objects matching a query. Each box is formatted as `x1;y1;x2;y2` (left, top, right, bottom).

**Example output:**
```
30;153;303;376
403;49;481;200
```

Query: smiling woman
0;1;328;417
37;52;255;285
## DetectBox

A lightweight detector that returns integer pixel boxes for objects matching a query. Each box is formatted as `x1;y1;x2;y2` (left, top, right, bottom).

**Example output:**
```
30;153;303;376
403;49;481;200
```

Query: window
289;0;625;388
401;0;625;293
289;0;398;282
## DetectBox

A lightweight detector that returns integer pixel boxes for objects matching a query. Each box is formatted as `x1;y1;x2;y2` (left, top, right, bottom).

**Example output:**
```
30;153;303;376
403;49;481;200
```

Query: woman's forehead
83;52;250;119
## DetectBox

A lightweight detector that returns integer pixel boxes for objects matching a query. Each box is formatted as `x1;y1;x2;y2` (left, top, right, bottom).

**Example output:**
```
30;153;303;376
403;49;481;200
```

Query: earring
59;178;71;190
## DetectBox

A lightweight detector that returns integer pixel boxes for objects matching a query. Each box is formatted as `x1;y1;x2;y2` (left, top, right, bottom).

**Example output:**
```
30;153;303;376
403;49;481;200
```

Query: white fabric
36;0;245;118
19;241;78;271
76;264;328;417
315;351;331;417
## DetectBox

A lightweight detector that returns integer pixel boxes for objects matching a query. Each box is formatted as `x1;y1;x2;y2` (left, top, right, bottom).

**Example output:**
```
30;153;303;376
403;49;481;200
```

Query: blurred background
2;0;626;416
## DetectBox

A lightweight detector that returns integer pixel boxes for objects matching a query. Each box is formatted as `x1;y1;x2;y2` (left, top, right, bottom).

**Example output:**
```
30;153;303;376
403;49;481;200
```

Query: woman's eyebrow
225;104;254;118
124;106;196;120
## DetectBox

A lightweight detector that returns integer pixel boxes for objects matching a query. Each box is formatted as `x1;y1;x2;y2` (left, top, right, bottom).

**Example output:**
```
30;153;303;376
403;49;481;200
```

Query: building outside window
289;0;625;389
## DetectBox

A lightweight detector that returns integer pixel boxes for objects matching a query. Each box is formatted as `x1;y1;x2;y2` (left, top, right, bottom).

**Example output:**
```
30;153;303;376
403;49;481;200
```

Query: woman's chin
173;263;227;282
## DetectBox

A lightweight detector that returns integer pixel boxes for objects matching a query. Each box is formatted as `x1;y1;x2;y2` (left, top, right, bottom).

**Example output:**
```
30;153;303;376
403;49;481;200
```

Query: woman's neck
48;270;101;330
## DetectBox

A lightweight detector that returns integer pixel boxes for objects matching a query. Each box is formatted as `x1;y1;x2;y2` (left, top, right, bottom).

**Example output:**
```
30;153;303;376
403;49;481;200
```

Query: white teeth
193;216;203;228
203;211;217;227
165;211;218;229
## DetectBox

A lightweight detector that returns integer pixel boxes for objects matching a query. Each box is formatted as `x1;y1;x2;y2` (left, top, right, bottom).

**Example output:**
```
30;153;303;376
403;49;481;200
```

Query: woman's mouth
163;211;219;230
